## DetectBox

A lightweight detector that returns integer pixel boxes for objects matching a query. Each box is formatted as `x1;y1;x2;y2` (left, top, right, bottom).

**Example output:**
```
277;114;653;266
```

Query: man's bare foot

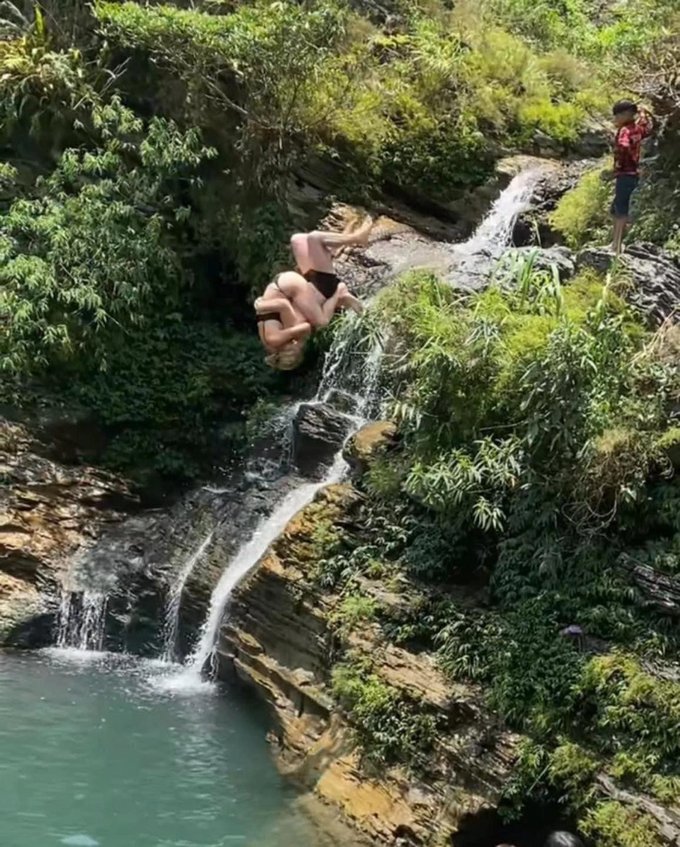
338;284;364;315
353;216;374;247
346;297;364;315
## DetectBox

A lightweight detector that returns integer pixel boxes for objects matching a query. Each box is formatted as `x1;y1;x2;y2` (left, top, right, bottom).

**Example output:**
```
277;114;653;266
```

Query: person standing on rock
603;99;654;256
255;217;372;370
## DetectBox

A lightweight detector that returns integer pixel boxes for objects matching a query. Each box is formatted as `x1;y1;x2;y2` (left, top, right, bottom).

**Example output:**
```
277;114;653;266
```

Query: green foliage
0;92;278;479
364;261;680;831
95;0;350;181
329;593;377;637
332;657;439;768
0;98;216;374
581;801;663;847
94;0;612;200
72;321;274;477
549;164;612;249
364;455;409;500
0;32;91;134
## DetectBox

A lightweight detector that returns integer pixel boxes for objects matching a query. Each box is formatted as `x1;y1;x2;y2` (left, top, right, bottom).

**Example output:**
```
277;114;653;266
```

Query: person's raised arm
265;321;311;349
638;107;655;138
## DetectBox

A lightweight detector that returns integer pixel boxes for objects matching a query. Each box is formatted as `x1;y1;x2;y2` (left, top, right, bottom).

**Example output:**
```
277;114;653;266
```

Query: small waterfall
449;166;547;288
50;165;543;670
178;311;385;682
460;167;541;256
161;529;215;663
56;590;108;652
181;453;347;680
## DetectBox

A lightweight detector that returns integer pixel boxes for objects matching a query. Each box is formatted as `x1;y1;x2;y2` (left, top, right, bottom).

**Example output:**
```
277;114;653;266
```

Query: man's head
613;99;638;128
545;831;585;847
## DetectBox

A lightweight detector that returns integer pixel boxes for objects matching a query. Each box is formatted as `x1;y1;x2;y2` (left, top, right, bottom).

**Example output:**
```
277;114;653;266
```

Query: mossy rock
343;422;398;475
656;428;680;471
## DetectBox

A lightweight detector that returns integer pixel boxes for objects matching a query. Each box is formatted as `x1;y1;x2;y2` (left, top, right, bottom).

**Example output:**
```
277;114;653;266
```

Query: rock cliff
0;418;137;644
216;477;520;846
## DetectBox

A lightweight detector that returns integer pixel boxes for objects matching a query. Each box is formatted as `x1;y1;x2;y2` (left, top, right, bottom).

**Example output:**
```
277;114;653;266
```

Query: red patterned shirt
614;113;652;176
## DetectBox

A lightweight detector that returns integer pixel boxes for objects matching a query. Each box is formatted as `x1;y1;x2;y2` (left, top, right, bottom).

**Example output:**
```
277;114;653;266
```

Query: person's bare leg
314;217;373;251
612;217;627;256
291;218;374;273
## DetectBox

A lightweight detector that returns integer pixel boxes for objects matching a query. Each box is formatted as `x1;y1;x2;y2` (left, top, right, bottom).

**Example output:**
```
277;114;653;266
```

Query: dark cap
613;99;638;116
545;832;585;847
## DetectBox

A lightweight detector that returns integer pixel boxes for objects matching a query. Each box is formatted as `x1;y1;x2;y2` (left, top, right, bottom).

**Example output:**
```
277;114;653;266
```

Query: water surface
0;650;320;847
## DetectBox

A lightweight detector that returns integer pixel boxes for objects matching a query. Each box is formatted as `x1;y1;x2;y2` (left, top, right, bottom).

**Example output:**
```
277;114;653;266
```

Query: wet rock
33;407;108;464
344;421;398;475
325;389;362;416
576;243;680;326
512;246;577;280
0;419;139;645
63;468;305;657
292;403;354;478
530;124;608;160
0;572;46;645
513;161;592;248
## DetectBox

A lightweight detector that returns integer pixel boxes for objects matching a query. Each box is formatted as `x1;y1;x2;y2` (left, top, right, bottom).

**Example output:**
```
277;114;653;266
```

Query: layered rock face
0;419;137;644
216;462;519;846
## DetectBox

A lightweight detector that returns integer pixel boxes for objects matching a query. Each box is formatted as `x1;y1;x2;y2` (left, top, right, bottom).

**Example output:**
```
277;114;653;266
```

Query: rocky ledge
0;418;137;644
215;418;680;847
215;432;519;846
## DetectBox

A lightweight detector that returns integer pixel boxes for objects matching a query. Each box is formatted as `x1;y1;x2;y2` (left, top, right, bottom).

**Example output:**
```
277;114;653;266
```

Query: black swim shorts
611;174;640;218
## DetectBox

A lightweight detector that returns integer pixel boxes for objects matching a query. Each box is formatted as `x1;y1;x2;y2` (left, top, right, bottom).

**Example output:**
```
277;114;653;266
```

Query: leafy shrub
329;594;377;637
580;801;662;847
0;98;216;375
549;164;612;249
332;657;439;768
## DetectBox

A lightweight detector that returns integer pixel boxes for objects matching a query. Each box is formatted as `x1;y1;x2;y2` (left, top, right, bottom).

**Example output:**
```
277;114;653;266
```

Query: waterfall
448;166;546;289
181;453;347;680
56;590;108;652
170;167;546;683
460;167;539;257
50;165;544;667
161;529;215;663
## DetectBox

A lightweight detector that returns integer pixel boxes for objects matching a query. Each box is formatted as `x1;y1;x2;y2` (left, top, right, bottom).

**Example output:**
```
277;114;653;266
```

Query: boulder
292;403;354;478
343;421;398;474
577;244;680;326
513;161;592;248
325;389;361;416
512;246;577;280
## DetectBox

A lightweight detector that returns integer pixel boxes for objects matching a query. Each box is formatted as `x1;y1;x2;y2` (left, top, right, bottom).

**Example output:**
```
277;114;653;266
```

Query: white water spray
461;168;540;255
181;453;347;680
161;529;214;662
56;590;108;652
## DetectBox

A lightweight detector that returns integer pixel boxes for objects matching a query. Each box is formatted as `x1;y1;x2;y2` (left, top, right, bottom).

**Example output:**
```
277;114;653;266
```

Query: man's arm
255;296;299;323
266;321;312;347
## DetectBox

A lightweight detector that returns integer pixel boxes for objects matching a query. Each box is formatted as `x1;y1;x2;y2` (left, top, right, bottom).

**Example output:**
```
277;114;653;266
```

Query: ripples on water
0;649;321;847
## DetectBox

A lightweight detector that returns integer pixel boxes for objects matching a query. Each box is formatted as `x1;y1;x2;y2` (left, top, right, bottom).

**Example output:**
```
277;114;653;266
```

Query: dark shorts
611;174;639;218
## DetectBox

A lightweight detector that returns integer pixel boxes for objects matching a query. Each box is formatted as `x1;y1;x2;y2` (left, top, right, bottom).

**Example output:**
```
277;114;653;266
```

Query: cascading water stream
52;165;545;670
180;453;348;681
56;590;108;652
168;165;548;684
458;167;539;258
161;529;215;662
